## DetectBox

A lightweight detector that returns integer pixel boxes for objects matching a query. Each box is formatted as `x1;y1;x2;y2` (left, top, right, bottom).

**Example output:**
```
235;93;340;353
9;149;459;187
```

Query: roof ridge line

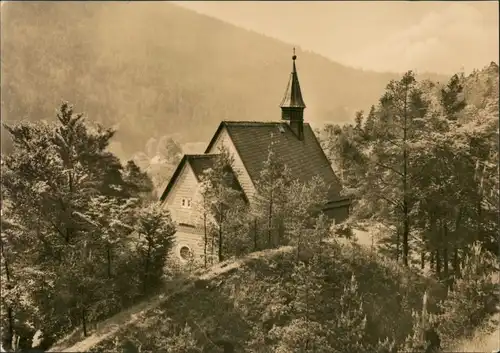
221;120;310;125
185;153;219;158
222;120;284;124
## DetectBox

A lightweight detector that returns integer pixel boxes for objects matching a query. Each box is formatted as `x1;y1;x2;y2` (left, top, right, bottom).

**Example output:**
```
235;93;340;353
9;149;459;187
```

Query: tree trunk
402;82;410;267
143;244;151;293
453;247;460;277
396;228;400;262
443;222;449;287
402;207;409;266
341;158;345;184
64;166;74;245
211;229;215;265
476;196;482;242
296;230;302;263
106;243;112;277
452;206;462;281
318;226;325;261
421;232;426;269
304;270;310;351
204;213;208;268
253;217;258;251
460;247;467;270
82;307;87;337
0;234;14;349
435;249;441;278
268;198;273;248
277;217;284;246
218;210;223;262
431;216;439;276
6;307;14;347
430;251;435;272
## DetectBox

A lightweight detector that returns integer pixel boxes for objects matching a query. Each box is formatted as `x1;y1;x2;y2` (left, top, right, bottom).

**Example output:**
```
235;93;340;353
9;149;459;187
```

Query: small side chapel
159;51;351;262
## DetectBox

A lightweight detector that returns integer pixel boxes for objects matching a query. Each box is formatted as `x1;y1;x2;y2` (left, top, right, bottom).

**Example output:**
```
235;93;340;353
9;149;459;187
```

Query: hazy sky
174;1;499;74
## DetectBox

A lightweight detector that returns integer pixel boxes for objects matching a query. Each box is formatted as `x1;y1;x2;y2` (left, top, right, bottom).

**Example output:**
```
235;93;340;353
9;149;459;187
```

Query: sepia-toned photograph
0;1;498;352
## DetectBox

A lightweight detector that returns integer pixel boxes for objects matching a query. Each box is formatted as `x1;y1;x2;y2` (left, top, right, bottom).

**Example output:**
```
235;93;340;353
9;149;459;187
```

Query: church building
159;51;351;262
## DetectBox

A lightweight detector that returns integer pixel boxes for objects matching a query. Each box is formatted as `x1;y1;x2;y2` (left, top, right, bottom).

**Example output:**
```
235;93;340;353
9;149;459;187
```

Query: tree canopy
320;64;499;280
1;103;176;350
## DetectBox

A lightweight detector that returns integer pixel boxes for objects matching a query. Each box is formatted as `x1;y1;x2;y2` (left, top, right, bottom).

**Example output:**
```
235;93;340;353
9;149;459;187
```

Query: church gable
204;125;257;200
160;157;200;226
160;154;247;210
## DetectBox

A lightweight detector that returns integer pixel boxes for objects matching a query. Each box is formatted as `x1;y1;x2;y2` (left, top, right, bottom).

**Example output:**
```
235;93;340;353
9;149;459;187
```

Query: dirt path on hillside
48;247;293;352
49;240;498;353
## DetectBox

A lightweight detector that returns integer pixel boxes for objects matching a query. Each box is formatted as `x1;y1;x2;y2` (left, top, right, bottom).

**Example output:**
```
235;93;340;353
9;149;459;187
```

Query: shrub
331;221;354;239
435;243;499;346
87;243;479;353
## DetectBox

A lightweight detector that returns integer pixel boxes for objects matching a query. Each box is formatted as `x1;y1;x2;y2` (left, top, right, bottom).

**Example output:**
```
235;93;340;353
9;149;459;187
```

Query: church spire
280;48;306;110
280;48;306;140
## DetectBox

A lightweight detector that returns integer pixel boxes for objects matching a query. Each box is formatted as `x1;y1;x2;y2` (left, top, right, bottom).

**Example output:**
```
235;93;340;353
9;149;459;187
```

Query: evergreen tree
252;135;293;248
133;203;176;293
0;102;162;347
319;66;498;282
198;145;247;262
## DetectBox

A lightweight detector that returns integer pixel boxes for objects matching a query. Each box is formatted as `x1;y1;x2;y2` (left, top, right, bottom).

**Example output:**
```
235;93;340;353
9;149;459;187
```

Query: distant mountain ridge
2;2;449;157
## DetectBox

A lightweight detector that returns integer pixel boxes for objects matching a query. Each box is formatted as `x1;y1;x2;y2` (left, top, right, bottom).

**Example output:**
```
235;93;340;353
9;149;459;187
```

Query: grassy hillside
1;2;447;157
50;242;447;352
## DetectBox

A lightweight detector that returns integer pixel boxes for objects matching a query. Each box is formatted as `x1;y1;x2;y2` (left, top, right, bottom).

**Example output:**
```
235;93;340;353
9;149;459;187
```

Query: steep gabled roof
205;121;344;202
159;154;246;203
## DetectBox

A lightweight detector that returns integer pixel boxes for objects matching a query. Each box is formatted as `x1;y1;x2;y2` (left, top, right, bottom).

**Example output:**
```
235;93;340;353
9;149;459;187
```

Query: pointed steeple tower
280;48;306;140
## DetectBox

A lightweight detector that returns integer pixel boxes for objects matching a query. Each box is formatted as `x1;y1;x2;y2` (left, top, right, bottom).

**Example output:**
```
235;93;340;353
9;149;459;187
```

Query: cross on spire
292;47;296;61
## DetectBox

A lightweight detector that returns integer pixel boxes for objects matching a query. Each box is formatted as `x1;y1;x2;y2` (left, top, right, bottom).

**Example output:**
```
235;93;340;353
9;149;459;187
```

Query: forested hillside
1;2;498;351
320;61;499;274
55;244;450;353
2;63;498;352
1;1;446;158
1;104;176;351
